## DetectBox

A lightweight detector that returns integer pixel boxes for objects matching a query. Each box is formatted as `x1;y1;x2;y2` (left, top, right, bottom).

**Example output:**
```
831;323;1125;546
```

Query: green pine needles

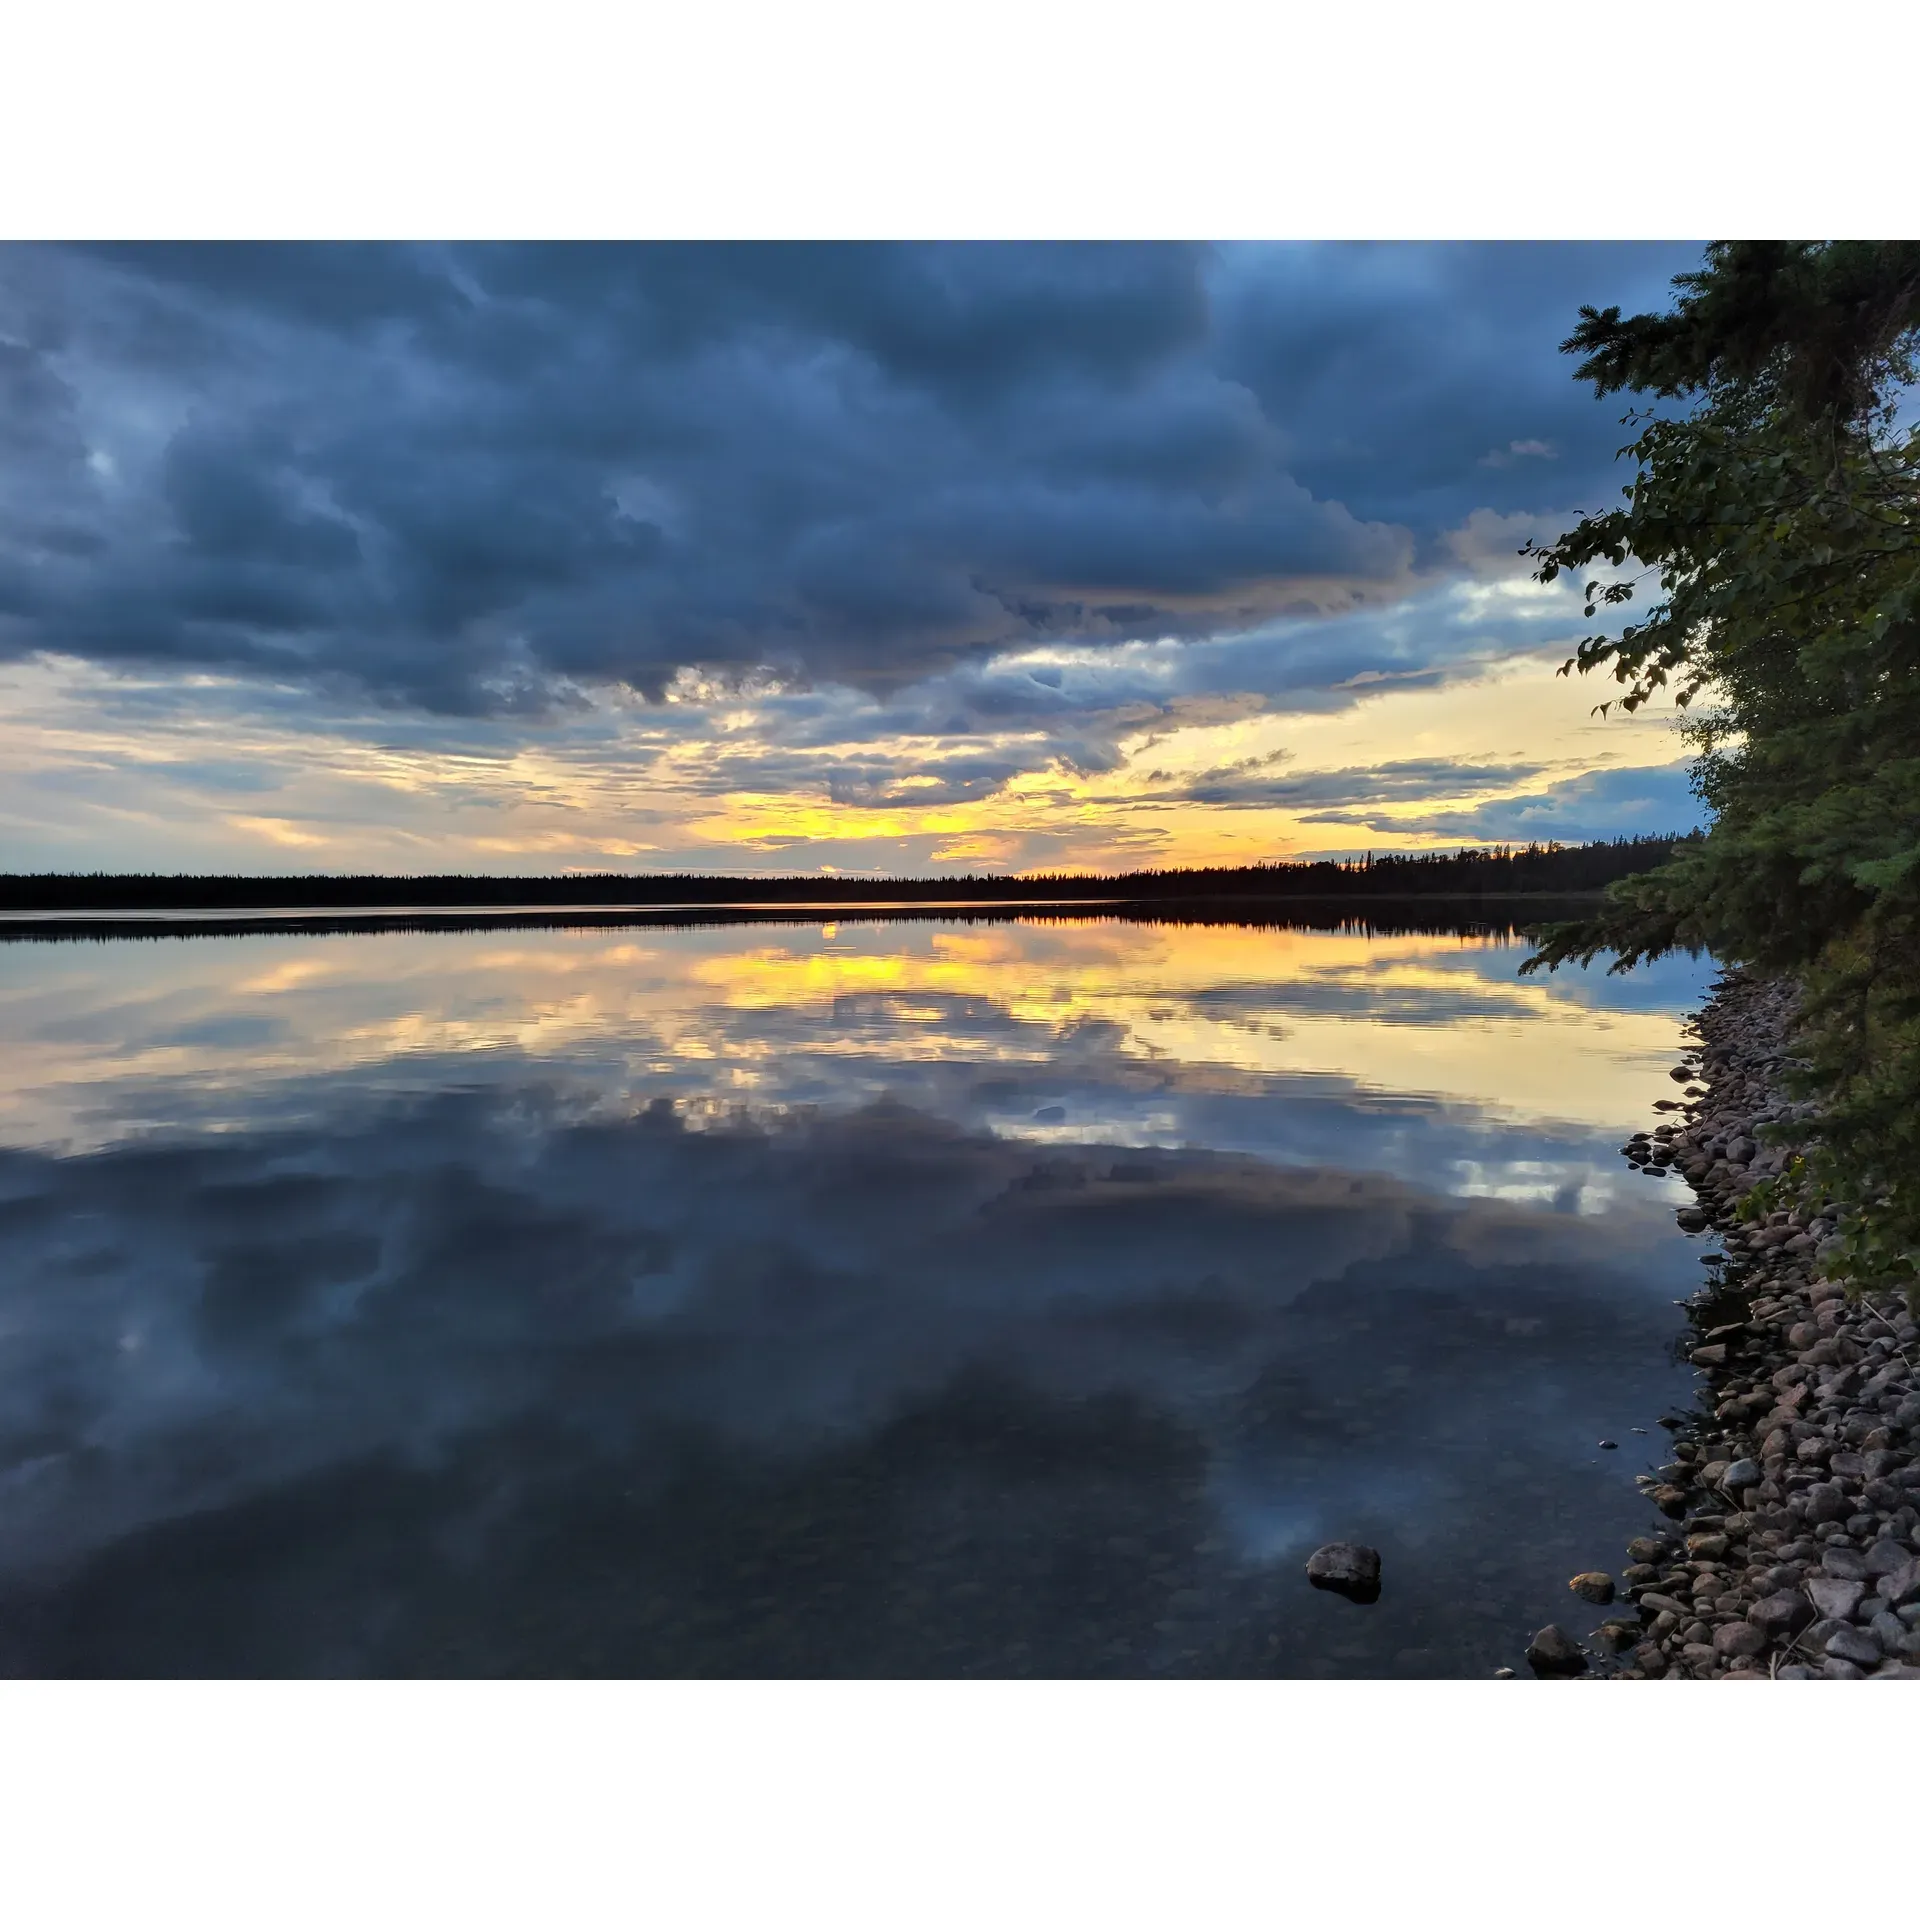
1519;241;1920;1294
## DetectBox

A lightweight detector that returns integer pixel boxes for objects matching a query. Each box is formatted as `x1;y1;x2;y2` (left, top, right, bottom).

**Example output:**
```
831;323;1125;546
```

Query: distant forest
0;836;1692;912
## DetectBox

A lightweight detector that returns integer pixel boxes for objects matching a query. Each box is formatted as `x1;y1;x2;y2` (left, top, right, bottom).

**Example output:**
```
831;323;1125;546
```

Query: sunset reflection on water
1;915;1708;1154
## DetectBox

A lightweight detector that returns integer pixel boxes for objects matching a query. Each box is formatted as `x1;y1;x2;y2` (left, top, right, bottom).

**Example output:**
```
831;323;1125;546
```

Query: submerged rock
1304;1542;1381;1604
1568;1572;1615;1605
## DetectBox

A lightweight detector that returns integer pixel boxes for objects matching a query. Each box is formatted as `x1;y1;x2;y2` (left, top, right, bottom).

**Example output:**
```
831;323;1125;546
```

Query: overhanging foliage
1519;241;1920;1290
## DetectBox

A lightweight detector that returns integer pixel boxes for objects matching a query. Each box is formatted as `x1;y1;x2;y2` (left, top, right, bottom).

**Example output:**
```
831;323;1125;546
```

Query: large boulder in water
1305;1542;1381;1604
1526;1624;1588;1677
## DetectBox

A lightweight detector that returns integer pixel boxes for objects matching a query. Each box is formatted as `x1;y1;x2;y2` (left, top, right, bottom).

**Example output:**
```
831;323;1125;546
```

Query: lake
0;908;1718;1676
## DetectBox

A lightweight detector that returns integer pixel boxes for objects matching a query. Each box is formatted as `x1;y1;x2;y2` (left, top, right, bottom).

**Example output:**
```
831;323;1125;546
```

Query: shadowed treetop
1564;240;1920;429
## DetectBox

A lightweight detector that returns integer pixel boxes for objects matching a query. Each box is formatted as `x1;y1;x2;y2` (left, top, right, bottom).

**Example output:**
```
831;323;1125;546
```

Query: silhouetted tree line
0;836;1691;914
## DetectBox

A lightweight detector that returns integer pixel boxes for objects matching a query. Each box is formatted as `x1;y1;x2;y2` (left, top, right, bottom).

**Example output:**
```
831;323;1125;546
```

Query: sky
0;241;1712;877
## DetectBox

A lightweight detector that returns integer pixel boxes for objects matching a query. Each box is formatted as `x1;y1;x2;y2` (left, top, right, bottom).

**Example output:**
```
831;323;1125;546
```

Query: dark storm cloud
0;242;1700;717
1210;243;1698;536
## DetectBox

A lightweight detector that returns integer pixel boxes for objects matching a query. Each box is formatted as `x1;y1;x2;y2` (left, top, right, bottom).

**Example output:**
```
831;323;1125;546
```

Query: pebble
1711;1620;1767;1659
1749;1587;1814;1635
1539;968;1920;1681
1807;1577;1867;1621
1824;1628;1884;1668
1880;1562;1920;1607
1805;1484;1850;1525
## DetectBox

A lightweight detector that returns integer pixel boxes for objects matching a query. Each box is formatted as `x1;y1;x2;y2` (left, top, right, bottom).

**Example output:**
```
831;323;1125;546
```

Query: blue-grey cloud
1147;753;1545;810
1299;760;1707;841
0;242;1700;718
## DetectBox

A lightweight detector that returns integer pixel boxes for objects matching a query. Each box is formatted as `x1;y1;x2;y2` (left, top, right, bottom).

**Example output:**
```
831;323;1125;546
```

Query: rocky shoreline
1537;966;1920;1679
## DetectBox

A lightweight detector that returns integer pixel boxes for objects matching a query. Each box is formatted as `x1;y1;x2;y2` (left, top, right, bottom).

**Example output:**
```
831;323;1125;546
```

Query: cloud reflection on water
0;916;1717;1675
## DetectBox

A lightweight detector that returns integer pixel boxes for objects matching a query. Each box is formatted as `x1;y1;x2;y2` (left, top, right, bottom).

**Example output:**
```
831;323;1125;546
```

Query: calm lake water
0;909;1718;1677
